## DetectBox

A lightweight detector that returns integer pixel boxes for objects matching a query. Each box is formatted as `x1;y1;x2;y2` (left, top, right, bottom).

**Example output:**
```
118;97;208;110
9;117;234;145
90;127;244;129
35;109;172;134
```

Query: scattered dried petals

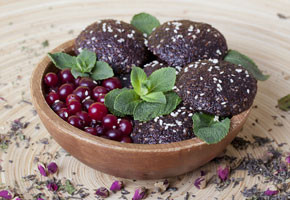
286;156;290;164
217;165;230;181
264;188;279;196
37;162;47;177
47;162;58;174
95;187;110;198
154;179;170;192
194;177;205;189
132;187;147;200
47;182;58;191
110;180;124;192
0;190;13;199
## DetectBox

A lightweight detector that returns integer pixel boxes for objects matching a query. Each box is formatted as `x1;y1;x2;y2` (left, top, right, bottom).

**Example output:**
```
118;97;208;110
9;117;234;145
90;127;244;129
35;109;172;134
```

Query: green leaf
131;12;160;35
192;113;231;144
114;90;141;115
76;49;96;73
224;50;269;81
48;52;76;70
159;91;182;115
91;61;114;81
148;67;176;93
278;94;290;111
104;88;127;117
64;180;76;195
130;66;148;96
71;68;89;79
133;101;163;121
141;92;166;104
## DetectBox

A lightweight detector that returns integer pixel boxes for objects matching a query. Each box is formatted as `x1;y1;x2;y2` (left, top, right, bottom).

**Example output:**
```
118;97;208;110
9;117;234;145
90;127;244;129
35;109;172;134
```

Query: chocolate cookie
176;59;257;117
148;20;228;67
75;19;150;74
131;105;195;144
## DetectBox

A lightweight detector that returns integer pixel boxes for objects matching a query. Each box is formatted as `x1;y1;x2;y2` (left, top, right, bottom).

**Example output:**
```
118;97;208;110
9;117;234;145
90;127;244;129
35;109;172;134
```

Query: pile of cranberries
44;68;133;143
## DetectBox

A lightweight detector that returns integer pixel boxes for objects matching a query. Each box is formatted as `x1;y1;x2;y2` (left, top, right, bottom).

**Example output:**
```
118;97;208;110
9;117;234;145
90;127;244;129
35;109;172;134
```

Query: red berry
52;101;65;112
59;69;74;83
82;99;95;111
102;77;122;91
67;100;82;115
46;91;59;106
97;94;106;103
92;86;107;101
74;77;82;86
88;103;108;121
44;72;58;87
73;86;91;101
57;107;71;121
102;114;118;129
68;115;84;129
66;94;81;105
76;111;92;126
79;77;97;90
106;129;122;141
120;136;133;143
118;119;133;136
84;127;97;136
58;83;74;101
95;125;105;136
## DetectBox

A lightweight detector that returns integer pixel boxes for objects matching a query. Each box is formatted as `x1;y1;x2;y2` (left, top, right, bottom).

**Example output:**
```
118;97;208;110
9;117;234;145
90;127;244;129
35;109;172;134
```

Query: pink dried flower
286;156;290;164
110;180;124;192
37;198;44;200
95;187;109;198
47;162;58;174
37;162;47;177
0;190;13;199
194;177;204;189
132;187;147;200
264;188;279;196
217;165;230;181
47;183;58;192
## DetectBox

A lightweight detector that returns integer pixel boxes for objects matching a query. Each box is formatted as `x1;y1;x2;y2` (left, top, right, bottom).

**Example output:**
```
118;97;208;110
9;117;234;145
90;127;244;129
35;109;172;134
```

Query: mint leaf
71;68;89;79
114;90;141;115
141;92;166;104
133;101;162;121
278;94;290;111
148;67;176;93
64;180;76;195
131;66;148;95
131;12;160;35
91;61;114;81
224;50;269;81
48;52;76;69
192;113;231;144
76;49;96;73
104;88;127;117
158;91;182;115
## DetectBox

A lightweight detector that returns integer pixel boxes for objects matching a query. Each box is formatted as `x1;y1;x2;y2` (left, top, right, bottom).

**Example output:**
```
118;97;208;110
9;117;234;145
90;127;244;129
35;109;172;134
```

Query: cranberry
74;77;82;86
73;86;91;101
118;119;133;136
58;83;74;101
92;86;107;100
67;100;82;115
57;107;71;121
79;77;97;90
76;111;92;126
97;94;106;103
105;129;122;141
102;114;118;129
68;115;84;129
88;102;108;121
46;91;59;106
95;125;105;136
44;72;58;87
82;99;95;111
84;127;97;136
120;136;133;143
59;69;74;83
102;77;122;91
66;94;81;105
52;101;65;112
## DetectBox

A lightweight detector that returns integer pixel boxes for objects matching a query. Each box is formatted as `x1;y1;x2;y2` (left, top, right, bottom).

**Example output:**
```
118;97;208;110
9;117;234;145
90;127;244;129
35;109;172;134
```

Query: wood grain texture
0;0;290;199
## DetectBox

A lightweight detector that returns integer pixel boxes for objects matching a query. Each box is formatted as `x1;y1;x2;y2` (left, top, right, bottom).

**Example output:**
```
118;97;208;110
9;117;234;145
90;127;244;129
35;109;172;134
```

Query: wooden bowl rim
30;39;250;153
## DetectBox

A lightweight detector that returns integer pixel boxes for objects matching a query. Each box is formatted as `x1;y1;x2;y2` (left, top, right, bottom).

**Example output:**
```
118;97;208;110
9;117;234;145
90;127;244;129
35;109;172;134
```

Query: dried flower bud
286;156;290;164
217;165;230;181
47;182;58;192
0;190;13;200
194;170;207;189
264;188;279;196
95;187;110;198
154;179;170;192
37;162;47;177
261;151;273;163
110;180;124;192
47;162;58;174
132;187;147;200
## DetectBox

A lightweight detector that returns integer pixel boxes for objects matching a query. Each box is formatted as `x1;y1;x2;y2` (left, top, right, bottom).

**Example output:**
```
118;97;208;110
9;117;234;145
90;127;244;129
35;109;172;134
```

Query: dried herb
278;94;290;111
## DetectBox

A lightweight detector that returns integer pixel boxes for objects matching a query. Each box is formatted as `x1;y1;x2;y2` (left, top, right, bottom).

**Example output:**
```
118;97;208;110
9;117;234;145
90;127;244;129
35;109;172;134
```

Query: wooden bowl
30;40;251;180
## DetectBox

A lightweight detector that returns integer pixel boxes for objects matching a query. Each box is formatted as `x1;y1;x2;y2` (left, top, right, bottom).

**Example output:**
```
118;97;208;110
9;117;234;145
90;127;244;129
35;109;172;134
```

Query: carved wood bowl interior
30;39;251;180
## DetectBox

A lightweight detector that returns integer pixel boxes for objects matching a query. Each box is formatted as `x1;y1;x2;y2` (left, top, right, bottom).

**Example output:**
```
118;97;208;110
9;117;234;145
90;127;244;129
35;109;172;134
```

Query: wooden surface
0;0;290;199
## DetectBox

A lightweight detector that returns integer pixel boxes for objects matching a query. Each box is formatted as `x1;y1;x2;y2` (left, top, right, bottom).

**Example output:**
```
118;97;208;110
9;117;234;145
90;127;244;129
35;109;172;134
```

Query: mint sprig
48;49;114;80
104;67;181;121
224;50;269;81
192;113;231;144
131;12;160;35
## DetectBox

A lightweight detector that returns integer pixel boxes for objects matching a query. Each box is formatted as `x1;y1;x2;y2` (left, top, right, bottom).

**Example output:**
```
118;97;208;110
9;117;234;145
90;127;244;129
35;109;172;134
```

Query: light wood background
0;0;289;199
